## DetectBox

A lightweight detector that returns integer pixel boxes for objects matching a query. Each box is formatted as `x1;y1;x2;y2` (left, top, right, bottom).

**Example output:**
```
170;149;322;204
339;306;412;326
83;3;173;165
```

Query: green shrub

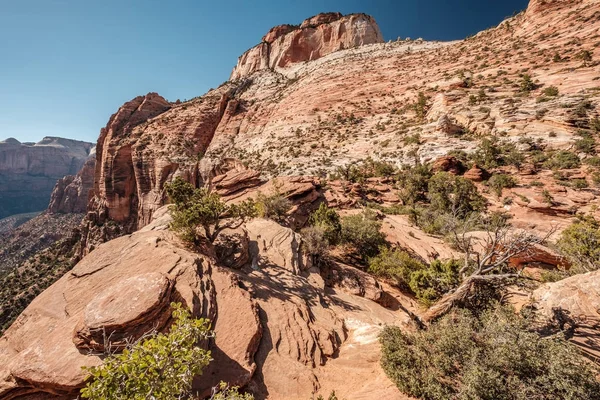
472;138;524;169
210;382;254;400
380;305;600;400
574;134;596;155
542;150;581;170
428;172;486;219
519;74;536;93
301;226;329;264
557;215;600;271
255;191;291;222
81;303;212;400
369;248;460;305
584;156;600;166
166;178;256;244
542;86;559;97
396;164;433;206
309;203;342;245
340;209;387;261
414;92;429;120
488;174;517;197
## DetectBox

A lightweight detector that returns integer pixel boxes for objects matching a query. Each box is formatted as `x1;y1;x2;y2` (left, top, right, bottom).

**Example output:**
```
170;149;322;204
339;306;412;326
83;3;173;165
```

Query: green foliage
369;248;461;305
396;164;433;206
316;391;340;400
210;382;254;400
340;209;387;262
331;158;398;183
309;203;342;245
414;92;429;120
428;172;486;219
558;215;600;271
255;191;291;223
542;150;581;170
380;305;600;400
576;49;593;62
301;226;329;263
166;178;256;244
542;85;559;97
471;137;524;169
519;73;536;93
81;303;212;400
574;134;596;155
488;174;517;197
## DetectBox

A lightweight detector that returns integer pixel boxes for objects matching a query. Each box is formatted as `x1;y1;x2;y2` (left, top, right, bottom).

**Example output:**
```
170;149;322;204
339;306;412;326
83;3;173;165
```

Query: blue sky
0;0;528;144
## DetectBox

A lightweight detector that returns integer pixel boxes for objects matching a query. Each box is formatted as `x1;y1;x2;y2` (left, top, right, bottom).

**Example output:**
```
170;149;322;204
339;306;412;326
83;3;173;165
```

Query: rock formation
230;13;384;80
47;150;96;214
0;137;93;219
0;208;409;399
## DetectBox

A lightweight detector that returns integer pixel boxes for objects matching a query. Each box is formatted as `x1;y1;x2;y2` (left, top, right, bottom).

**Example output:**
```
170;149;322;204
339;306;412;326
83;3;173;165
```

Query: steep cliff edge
230;12;384;80
0;137;93;219
84;0;600;243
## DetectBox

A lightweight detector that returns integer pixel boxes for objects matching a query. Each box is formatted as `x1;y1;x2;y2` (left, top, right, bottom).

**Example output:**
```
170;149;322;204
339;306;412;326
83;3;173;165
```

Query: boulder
432;155;465;175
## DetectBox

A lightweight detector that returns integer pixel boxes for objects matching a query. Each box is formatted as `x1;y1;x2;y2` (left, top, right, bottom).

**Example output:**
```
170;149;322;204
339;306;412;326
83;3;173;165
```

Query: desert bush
414;92;429;120
301;226;329;264
309;203;342;245
340;209;387;261
472;138;524;169
428;172;486;219
519;73;536;93
210;382;254;400
557;215;600;272
488;174;517;197
396;163;433;206
81;303;212;400
255;191;291;222
369;248;461;305
542;86;559;97
542;150;581;170
166;178;256;244
380;305;600;400
574;134;596;155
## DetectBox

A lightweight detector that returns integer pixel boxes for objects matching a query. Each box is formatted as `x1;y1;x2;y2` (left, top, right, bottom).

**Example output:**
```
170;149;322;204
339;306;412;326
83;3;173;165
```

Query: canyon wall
0;137;93;219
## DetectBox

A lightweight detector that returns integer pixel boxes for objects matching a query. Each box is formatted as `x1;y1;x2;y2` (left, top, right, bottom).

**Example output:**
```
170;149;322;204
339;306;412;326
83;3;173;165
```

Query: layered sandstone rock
230;13;384;80
0;209;409;400
48;151;96;214
0;137;93;218
532;269;600;359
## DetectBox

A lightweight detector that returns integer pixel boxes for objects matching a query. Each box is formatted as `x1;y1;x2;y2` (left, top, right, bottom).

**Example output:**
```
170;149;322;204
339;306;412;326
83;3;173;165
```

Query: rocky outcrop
230;13;384;80
0;137;93;219
48;151;96;214
532;269;600;359
432;155;465;175
0;209;408;400
463;164;488;182
90;93;172;226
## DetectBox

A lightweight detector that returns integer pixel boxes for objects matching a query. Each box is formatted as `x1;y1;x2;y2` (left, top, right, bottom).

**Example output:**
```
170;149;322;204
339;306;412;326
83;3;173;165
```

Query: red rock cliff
230;13;384;80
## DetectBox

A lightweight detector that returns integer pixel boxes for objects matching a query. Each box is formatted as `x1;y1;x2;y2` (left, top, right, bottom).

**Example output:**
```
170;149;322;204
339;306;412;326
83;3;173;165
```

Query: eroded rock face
230;13;384;80
48;152;96;214
0;137;93;219
532;269;600;359
0;210;409;400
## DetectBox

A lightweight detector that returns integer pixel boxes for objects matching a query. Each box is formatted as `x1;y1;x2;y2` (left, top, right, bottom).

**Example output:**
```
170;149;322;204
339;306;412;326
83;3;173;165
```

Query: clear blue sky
0;0;529;144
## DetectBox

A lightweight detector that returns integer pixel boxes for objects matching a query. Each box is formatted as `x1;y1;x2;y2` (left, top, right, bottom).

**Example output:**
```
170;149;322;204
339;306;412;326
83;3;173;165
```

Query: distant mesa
0;135;94;219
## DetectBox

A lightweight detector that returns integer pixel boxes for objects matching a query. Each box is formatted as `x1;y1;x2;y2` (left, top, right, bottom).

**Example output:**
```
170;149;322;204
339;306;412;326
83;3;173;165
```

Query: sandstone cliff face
47;150;96;214
84;0;600;242
0;137;93;219
230;13;384;80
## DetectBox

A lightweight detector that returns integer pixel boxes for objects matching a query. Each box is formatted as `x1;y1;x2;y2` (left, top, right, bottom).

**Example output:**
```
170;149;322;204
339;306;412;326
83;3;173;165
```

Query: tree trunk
422;277;476;324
